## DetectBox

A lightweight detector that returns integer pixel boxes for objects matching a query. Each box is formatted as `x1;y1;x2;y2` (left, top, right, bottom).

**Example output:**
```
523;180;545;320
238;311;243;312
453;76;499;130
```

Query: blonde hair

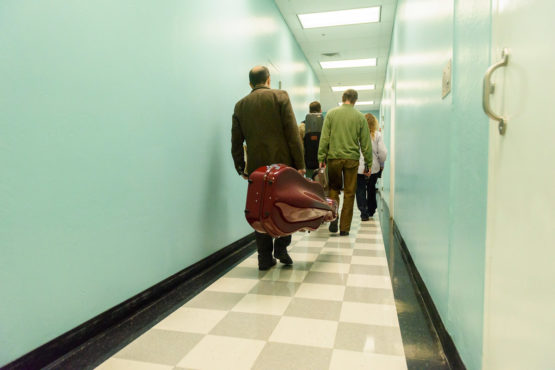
365;113;378;139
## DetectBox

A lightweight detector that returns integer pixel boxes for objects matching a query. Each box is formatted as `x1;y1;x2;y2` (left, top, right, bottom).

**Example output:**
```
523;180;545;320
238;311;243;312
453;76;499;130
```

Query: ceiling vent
321;52;340;57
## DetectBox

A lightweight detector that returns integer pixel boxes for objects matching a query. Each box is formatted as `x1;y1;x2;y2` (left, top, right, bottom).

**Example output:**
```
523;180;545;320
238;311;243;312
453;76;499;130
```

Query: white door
483;1;555;369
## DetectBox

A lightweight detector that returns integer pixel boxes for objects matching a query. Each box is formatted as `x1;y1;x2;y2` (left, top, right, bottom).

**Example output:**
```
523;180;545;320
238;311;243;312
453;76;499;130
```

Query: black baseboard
3;233;256;370
383;200;465;370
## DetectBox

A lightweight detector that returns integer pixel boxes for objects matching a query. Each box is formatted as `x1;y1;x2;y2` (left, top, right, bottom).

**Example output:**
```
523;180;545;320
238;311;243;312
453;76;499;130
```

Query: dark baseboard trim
382;199;466;370
3;233;256;370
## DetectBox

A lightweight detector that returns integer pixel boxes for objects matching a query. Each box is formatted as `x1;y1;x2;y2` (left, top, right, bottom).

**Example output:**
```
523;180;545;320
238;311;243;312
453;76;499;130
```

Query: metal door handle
483;48;509;134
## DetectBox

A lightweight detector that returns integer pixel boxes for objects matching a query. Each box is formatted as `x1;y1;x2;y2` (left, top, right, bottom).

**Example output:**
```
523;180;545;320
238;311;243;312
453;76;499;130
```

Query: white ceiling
274;0;396;112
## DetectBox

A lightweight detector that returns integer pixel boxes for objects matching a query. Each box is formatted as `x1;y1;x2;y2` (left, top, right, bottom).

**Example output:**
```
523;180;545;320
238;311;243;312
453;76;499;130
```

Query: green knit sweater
318;104;372;167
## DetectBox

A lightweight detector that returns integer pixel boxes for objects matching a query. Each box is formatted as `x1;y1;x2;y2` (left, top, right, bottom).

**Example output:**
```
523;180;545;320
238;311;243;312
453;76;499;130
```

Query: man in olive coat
232;66;306;270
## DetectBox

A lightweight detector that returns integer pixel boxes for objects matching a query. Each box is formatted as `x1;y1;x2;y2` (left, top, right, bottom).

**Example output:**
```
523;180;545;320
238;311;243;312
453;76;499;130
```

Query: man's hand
364;170;372;177
298;169;306;176
319;162;326;169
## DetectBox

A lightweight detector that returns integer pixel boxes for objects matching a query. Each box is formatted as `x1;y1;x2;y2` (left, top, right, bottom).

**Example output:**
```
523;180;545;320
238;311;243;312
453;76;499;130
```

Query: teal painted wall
379;1;491;369
359;109;380;118
0;0;318;365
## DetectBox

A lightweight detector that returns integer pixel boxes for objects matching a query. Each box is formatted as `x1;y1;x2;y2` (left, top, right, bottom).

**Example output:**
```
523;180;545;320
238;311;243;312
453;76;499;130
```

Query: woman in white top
356;113;387;220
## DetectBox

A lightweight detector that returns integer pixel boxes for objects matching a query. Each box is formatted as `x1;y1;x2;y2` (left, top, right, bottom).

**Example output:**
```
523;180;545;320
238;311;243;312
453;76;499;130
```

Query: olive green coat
232;86;305;175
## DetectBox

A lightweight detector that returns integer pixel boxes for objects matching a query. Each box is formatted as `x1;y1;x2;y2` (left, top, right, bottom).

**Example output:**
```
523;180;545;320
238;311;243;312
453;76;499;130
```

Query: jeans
355;172;380;218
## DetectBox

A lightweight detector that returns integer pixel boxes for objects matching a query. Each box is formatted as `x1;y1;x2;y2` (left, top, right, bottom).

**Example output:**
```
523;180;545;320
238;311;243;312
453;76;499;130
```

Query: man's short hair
309;101;321;113
342;89;358;103
249;66;270;86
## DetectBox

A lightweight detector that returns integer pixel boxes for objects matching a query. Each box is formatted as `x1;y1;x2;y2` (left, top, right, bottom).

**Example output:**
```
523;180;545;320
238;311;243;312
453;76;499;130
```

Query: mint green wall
0;0;318;365
360;109;380;118
379;1;491;369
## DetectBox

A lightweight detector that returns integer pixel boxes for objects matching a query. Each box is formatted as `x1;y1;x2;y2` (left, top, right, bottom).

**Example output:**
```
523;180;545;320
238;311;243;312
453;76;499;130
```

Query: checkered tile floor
97;215;407;370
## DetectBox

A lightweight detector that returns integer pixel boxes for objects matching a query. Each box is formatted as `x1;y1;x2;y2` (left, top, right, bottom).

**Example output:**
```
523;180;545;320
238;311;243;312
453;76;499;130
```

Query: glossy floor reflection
97;215;408;370
378;196;450;369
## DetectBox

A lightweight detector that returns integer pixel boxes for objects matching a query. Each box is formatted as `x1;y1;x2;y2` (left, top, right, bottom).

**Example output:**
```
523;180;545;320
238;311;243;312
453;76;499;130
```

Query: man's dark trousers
254;232;292;264
355;172;380;218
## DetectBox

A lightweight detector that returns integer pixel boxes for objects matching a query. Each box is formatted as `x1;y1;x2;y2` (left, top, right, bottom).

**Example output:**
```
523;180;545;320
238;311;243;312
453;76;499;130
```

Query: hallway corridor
3;0;554;368
97;216;408;370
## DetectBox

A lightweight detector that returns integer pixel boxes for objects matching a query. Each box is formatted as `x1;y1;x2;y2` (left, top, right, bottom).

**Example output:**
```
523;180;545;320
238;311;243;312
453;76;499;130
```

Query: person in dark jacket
231;65;306;270
298;101;324;179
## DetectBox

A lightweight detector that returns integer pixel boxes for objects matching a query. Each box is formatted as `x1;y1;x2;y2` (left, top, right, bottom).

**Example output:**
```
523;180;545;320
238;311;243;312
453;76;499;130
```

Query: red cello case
245;164;337;237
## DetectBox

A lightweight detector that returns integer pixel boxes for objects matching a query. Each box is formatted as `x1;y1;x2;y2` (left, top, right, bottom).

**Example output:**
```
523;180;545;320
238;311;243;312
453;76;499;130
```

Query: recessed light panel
332;84;375;92
320;58;377;69
298;7;381;29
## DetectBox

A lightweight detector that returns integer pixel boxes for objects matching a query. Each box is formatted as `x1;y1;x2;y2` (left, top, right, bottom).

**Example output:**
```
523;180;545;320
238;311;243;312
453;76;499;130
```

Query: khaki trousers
327;159;359;232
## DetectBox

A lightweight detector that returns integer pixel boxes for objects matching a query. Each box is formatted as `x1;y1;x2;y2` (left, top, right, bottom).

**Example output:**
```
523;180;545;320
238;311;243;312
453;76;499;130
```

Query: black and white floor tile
97;216;407;370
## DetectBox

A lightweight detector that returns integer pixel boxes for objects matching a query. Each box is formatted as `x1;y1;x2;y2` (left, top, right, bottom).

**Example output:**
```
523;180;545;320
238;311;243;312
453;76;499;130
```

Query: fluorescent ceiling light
338;101;375;106
320;58;377;69
332;84;375;92
298;7;380;29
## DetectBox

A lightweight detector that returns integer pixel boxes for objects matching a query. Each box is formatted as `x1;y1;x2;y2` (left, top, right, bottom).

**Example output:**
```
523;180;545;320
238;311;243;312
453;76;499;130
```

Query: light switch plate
442;59;452;99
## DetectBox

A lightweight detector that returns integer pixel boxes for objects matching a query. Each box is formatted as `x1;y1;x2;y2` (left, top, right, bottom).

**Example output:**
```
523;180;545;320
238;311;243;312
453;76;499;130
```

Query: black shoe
361;216;370;221
275;252;293;265
258;258;277;271
328;219;338;233
339;231;349;236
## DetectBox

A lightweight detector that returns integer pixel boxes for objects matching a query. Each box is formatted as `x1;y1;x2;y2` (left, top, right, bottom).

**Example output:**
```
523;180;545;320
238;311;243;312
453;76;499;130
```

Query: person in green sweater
318;89;372;236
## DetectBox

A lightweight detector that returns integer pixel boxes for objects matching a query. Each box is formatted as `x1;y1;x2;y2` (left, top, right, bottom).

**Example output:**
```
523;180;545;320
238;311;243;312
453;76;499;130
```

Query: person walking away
318;89;372;236
231;66;306;270
356;113;387;220
302;101;324;179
